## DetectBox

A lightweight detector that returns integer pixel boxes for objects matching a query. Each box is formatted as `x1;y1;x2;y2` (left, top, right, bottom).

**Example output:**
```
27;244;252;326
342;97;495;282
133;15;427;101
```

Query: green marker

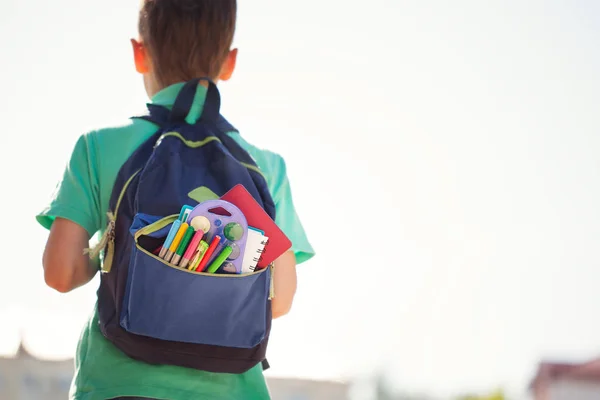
206;246;234;274
172;226;195;266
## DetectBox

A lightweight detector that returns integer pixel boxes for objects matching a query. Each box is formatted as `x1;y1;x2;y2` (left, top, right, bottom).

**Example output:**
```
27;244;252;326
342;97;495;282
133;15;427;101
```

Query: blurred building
0;342;72;400
0;342;349;400
266;376;349;400
530;358;600;400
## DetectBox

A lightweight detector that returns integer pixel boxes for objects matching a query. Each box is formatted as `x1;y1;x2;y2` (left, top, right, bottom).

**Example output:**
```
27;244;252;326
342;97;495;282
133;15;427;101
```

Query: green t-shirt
36;83;315;400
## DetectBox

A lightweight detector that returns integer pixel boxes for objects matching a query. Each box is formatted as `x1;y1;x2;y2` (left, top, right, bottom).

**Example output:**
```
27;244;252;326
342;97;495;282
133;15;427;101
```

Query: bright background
1;0;600;399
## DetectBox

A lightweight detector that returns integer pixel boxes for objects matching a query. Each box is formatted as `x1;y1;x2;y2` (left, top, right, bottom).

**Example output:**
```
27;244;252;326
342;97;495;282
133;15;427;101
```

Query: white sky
1;0;599;399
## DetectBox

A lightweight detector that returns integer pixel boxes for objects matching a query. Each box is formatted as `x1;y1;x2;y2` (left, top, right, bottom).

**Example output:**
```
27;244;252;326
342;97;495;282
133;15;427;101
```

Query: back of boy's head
139;0;237;87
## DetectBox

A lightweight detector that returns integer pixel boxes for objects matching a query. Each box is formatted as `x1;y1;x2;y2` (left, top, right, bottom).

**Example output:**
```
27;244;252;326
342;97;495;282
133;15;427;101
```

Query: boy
36;1;314;399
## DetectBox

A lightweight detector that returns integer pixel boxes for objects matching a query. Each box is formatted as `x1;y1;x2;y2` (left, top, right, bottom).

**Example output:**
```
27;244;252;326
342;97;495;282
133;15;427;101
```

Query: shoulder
74;119;159;208
87;118;157;153
79;118;158;175
225;132;290;202
225;132;287;180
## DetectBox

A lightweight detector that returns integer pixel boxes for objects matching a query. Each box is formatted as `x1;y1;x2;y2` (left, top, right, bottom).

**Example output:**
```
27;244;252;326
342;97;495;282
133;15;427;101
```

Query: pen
172;226;195;266
196;235;221;272
165;222;189;263
189;240;209;271
159;219;181;259
206;245;233;274
180;230;205;269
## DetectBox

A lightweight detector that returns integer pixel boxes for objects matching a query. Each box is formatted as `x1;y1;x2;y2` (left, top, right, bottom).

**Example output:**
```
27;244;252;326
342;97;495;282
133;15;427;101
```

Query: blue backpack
96;79;275;373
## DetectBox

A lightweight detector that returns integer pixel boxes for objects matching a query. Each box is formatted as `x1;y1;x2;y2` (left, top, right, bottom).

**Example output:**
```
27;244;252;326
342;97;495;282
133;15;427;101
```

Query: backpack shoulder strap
133;104;171;126
262;359;270;371
131;80;258;169
171;78;220;123
132;78;232;128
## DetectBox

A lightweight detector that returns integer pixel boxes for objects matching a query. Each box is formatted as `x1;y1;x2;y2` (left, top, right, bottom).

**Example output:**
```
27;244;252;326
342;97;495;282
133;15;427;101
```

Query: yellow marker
164;223;189;263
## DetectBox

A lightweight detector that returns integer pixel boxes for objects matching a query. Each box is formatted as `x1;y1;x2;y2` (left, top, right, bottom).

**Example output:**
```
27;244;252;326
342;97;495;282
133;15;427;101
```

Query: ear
218;49;238;81
131;38;150;74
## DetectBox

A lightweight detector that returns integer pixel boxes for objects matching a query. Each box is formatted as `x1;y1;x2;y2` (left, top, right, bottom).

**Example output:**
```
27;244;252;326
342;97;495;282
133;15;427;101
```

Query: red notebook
221;185;292;269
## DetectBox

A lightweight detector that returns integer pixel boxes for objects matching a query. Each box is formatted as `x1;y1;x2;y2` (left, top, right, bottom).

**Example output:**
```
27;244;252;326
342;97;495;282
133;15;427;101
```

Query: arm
38;134;101;293
43;218;98;293
271;250;297;319
266;156;314;318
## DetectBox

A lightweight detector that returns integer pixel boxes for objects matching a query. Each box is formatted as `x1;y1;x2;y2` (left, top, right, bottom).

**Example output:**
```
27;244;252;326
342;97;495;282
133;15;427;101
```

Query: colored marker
165;222;189;263
189;240;209;271
180;230;204;269
196;235;221;272
179;205;193;222
159;219;181;259
206;246;234;274
172;226;195;266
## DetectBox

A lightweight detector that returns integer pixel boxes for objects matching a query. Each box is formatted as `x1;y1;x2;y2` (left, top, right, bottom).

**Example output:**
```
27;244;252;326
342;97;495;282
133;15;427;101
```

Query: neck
146;76;219;99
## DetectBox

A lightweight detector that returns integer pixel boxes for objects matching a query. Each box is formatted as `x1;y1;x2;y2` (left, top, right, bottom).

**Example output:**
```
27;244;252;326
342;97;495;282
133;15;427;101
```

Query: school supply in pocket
153;201;247;274
95;78;277;374
241;227;269;274
152;196;289;276
179;229;204;269
158;219;181;259
187;200;248;274
221;184;292;268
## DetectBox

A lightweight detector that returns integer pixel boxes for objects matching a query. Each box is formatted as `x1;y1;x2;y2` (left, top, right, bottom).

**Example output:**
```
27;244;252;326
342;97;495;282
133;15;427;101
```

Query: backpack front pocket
120;214;271;349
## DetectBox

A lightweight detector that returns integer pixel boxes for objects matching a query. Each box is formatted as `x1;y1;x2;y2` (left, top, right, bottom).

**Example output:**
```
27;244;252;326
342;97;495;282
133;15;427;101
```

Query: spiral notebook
241;227;269;273
221;184;292;269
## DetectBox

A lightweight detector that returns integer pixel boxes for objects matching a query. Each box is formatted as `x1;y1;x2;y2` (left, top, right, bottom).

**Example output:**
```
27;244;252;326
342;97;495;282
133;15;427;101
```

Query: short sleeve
36;133;101;237
269;156;315;265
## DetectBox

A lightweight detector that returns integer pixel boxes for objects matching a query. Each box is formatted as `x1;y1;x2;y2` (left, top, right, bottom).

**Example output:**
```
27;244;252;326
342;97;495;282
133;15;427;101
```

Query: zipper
156;131;267;180
115;169;142;218
135;215;269;278
155;132;221;149
97;169;141;273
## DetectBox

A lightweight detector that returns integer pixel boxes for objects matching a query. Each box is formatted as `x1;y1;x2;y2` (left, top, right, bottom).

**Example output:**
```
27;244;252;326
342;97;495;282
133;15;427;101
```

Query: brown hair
138;0;237;87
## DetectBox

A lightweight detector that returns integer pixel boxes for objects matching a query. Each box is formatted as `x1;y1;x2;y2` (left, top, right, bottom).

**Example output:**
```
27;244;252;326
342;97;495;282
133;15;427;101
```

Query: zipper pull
268;263;275;300
102;237;115;273
154;134;165;149
83;212;116;273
